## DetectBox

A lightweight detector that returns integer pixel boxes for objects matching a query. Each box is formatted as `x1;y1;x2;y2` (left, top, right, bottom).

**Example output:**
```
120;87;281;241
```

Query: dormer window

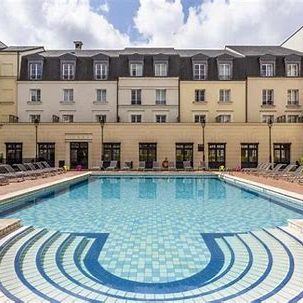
130;63;143;77
193;64;207;80
154;63;167;76
286;63;299;77
62;62;75;80
218;63;231;80
29;62;42;80
260;63;274;77
95;62;108;80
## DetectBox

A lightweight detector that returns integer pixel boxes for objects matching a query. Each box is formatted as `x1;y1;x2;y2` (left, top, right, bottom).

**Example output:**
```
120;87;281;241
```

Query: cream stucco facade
17;81;118;122
118;77;179;122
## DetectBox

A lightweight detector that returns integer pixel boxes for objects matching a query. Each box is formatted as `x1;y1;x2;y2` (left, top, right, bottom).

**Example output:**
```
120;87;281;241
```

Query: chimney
73;40;83;50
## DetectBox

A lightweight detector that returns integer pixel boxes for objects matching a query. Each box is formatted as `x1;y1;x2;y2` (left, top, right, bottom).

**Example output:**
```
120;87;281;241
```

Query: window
208;143;226;169
70;142;88;169
262;89;274;106
154;63;167;76
218;63;231;80
96;115;106;123
241;143;258;168
287;89;299;105
262;115;274;123
29;62;42;80
286;63;299;77
38;143;55;167
96;89;107;103
63;89;74;102
274;143;291;164
131;114;142;123
194;89;205;102
156;89;166;105
5;143;22;165
95;62;108;80
216;115;231;123
139;143;157;169
130;63;143;77
287;115;299;123
103;143;121;166
155;115;166;123
62;114;74;123
29;114;40;123
131;89;141;105
193;64;206;80
176;143;193;169
62;62;75;80
194;115;206;123
260;63;274;77
219;89;231;102
30;89;41;102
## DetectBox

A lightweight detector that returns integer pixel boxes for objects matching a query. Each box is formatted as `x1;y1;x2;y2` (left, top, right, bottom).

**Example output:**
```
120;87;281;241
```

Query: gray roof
226;45;303;56
175;48;243;57
0;46;44;52
0;41;7;49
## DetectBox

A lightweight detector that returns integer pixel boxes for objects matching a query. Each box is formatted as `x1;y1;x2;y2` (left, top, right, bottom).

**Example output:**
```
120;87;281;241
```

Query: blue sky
0;0;302;49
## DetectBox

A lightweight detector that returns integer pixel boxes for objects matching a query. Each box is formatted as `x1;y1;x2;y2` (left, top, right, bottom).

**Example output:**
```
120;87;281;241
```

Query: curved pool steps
0;227;302;302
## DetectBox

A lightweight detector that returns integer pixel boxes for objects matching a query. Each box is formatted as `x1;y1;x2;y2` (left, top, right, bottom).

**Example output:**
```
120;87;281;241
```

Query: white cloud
134;0;303;48
0;0;129;49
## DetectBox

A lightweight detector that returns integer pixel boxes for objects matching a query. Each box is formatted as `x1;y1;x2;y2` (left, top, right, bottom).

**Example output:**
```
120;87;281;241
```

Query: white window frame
62;62;75;80
155;114;166;123
217;114;231;123
219;89;231;102
286;63;299;77
262;89;274;105
154;63;167;77
194;89;205;102
29;114;41;123
261;114;274;123
63;89;74;102
194;114;206;123
193;64;206;80
96;89;107;103
130;114;142;123
287;89;299;105
130;63;143;77
260;63;274;77
30;89;41;102
218;63;231;80
96;114;107;122
29;62;42;80
155;89;166;105
95;62;108;80
131;89;142;105
287;115;299;123
62;114;74;123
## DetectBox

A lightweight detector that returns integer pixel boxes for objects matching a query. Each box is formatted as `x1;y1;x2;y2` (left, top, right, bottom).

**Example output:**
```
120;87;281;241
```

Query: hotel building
1;28;303;170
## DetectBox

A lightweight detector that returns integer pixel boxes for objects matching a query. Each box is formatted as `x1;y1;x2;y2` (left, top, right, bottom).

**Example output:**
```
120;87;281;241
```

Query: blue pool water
1;176;303;283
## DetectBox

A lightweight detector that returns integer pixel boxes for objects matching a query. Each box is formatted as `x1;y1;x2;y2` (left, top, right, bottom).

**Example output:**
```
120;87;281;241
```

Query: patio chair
168;161;176;170
281;165;303;182
257;163;285;176
23;162;49;177
92;160;104;170
183;161;193;170
138;161;145;171
152;161;160;171
242;162;265;173
41;161;64;174
0;175;9;186
121;161;132;170
0;164;25;182
266;164;297;179
36;162;57;175
252;163;274;176
106;161;118;170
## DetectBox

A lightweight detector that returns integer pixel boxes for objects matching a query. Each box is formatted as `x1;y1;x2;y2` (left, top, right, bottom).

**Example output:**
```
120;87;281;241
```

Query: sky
0;0;302;49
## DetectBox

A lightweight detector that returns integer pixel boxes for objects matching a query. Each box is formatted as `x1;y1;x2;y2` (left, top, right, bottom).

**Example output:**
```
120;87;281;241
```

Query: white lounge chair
138;161;145;171
183;161;193;170
168;161;176;170
92;160;104;170
152;161;160;170
122;161;132;170
106;161;118;170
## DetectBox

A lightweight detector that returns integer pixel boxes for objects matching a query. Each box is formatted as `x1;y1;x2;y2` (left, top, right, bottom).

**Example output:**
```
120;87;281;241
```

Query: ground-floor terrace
0;171;303;302
0;122;302;170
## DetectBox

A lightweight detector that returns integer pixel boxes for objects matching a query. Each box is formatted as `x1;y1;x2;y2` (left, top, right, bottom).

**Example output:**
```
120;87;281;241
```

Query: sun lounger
266;164;296;178
36;162;57;175
0;164;25;182
138;161;145;171
23;163;49;177
92;160;104;170
183;161;193;170
257;163;285;176
152;161;160;171
121;161;132;170
106;161;118;170
168;161;176;170
281;165;303;182
41;161;64;174
252;163;275;176
242;162;265;173
0;175;9;185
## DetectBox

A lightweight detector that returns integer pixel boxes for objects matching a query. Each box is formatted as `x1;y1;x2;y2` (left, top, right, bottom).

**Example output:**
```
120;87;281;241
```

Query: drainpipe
245;77;248;123
116;78;119;122
177;77;180;122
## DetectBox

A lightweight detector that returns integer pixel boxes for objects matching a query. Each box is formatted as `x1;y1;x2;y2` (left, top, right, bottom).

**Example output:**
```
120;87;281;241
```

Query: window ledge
286;104;301;108
217;101;233;105
155;102;167;105
193;101;207;104
261;104;275;108
93;101;108;105
27;101;42;105
60;101;75;105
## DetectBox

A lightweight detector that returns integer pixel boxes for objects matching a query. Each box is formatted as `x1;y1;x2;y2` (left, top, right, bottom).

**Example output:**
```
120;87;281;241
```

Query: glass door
208;143;226;169
38;143;55;167
241;143;258;168
70;142;88;169
139;143;157;169
176;143;193;169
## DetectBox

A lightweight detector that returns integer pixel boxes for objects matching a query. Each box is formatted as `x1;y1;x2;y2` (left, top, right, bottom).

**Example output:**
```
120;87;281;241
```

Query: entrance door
139;143;157;169
176;143;193;169
103;143;121;168
70;142;88;169
38;143;55;167
274;143;291;164
5;143;23;165
241;143;258;168
208;143;226;169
